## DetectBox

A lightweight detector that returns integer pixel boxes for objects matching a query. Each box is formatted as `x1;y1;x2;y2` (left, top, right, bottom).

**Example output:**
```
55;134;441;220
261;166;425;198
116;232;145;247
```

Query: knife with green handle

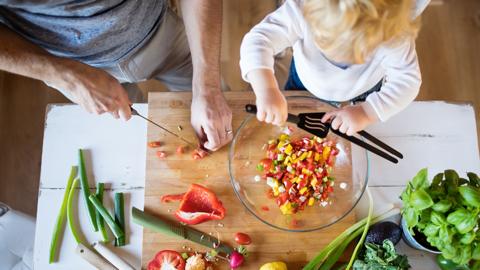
132;207;233;255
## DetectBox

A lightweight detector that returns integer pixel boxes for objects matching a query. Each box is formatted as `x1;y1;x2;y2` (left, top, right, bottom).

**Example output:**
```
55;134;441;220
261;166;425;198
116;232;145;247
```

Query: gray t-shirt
0;0;167;66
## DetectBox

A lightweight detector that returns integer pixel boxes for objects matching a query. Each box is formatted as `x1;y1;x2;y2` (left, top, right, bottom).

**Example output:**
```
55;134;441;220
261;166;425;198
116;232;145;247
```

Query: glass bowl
229;95;369;232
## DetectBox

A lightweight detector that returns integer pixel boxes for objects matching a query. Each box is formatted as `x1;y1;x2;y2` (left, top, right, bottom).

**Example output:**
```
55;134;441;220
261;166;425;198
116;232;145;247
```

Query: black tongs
245;104;403;163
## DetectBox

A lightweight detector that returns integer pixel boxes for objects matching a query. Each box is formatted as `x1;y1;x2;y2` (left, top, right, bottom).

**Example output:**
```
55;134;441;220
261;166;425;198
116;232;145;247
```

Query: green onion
114;193;125;246
67;179;84;245
78;149;98;231
49;166;77;263
95;183;109;242
89;194;124;243
303;203;400;270
346;188;374;269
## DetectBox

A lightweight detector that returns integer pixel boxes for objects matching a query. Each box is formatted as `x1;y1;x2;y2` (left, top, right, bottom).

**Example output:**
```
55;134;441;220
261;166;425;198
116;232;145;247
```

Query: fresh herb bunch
401;168;480;265
353;240;410;270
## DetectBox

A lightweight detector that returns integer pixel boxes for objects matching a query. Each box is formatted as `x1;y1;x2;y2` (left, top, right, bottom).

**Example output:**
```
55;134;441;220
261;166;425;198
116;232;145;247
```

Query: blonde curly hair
303;0;420;64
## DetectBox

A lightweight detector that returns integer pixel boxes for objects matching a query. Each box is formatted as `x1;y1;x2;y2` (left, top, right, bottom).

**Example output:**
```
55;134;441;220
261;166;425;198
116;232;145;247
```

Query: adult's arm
0;24;131;120
179;0;233;151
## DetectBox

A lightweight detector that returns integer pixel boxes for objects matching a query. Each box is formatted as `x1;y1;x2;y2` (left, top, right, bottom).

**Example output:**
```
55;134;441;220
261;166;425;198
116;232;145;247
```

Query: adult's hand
49;59;132;120
191;86;232;151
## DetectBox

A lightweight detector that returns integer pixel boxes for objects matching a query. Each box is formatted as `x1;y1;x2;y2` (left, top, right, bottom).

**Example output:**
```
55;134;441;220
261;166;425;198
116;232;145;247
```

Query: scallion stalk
49;166;77;263
114;193;125;246
67;179;84;245
303;204;399;270
346;188;374;269
78;149;98;231
89;194;124;243
95;183;109;242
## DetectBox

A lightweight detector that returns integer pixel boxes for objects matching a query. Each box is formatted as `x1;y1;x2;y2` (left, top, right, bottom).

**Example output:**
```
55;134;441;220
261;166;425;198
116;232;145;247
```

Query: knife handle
92;242;135;270
76;243;117;270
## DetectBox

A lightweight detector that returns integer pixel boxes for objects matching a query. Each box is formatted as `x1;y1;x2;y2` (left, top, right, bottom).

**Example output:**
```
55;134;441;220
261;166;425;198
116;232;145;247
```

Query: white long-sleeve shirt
240;0;428;121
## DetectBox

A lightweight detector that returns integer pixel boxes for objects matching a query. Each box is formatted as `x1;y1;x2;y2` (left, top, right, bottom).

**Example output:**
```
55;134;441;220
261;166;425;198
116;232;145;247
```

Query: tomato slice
148;250;186;270
259;158;273;172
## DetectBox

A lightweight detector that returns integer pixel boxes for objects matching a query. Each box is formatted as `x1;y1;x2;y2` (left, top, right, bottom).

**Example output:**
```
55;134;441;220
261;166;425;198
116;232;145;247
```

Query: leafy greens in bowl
401;168;480;265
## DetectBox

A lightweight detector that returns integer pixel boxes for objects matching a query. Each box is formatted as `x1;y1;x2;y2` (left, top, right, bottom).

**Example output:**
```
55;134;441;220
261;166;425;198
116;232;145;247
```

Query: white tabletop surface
34;101;479;270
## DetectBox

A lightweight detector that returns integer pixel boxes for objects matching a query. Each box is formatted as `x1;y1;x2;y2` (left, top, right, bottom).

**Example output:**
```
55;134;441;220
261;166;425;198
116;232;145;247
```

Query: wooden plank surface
33;104;148;270
142;92;357;269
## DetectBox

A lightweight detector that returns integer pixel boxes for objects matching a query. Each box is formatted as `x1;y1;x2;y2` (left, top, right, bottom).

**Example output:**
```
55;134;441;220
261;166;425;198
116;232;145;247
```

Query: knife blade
130;107;196;148
132;207;233;255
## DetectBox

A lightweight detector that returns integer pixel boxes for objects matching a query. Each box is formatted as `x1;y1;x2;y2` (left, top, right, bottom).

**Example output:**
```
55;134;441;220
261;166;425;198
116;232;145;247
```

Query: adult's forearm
0;24;66;85
180;0;222;92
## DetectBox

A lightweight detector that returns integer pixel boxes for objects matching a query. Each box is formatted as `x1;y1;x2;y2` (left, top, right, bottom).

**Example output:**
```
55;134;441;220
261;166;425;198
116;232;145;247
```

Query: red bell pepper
161;184;226;225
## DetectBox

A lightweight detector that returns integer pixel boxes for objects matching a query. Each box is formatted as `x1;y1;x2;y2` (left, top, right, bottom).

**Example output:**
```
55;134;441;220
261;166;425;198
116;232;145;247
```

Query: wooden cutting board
142;91;356;269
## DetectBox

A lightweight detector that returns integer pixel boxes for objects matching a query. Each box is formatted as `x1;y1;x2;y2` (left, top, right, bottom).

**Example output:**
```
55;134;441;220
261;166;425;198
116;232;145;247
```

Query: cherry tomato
234;232;252;245
148;141;162;148
259;158;273;172
147;250;185;270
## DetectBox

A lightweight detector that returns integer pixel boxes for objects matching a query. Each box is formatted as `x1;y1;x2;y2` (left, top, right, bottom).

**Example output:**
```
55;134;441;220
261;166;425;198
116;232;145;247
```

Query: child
240;0;429;136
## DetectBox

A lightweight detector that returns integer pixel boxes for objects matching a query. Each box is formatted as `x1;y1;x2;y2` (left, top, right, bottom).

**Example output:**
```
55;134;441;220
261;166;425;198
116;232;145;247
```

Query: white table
33;101;479;269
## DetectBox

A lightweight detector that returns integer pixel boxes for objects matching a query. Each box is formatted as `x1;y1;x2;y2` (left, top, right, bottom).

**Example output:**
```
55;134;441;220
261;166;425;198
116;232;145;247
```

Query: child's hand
321;104;377;136
256;88;288;126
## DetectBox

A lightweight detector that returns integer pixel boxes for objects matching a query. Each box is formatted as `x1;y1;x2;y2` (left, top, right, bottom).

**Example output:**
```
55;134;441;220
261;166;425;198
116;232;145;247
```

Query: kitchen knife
75;243;117;270
132;207;233;255
130;107;196;148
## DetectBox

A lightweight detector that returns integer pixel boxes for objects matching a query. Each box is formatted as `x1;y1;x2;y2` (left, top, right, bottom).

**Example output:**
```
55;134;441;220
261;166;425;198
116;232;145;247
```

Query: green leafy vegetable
89;194;124;244
78;149;98;231
49;166;77;263
353;240;410;270
95;183;109;242
401;169;480;266
114;192;125;246
303;205;400;270
67;179;84;245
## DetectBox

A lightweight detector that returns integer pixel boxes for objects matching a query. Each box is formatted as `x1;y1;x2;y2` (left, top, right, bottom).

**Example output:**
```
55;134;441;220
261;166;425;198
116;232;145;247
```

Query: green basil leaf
404;207;419;231
432;200;452;213
430;211;446;225
412;168;429;189
460;232;476;245
458;186;480;208
445;170;459;194
410;189;434;211
459;178;469;186
467;172;480;187
457;244;472;265
456;214;477;234
442;244;458;260
447;208;470;225
472;242;480;260
432;173;444;187
438;226;455;243
423;224;440;237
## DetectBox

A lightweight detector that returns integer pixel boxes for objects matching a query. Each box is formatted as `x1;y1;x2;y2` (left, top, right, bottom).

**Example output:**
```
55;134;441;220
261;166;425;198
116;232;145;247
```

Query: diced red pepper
148;141;162;148
156;151;167;159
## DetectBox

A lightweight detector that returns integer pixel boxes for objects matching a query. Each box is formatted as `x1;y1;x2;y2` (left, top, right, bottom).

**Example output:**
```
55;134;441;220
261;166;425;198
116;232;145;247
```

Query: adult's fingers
321;110;337;123
257;110;266;122
264;111;274;124
110;111;120;119
346;126;355;136
203;126;222;151
117;88;132;121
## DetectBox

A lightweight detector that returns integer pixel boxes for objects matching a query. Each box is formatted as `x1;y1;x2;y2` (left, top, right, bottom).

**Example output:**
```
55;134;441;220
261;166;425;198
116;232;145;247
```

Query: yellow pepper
299;152;308;161
279;202;293;215
311;176;318;187
323;146;331;160
299;187;308;195
285;144;293;154
307;150;313;158
314;152;321;162
308;197;315;206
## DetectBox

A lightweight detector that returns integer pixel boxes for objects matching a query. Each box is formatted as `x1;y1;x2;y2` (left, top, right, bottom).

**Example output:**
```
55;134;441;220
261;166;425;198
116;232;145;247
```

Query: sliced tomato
147;250;185;270
259;158;273;172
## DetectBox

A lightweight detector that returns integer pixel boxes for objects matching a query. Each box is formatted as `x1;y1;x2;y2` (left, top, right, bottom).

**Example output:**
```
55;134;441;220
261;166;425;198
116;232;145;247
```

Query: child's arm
247;69;287;126
322;38;421;135
240;0;304;126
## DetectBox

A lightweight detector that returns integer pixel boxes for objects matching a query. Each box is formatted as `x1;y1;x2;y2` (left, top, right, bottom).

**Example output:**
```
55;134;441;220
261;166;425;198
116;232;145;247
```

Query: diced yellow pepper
307;151;313;158
323;146;331;160
283;156;292;165
285;144;293;155
279;134;289;141
299;187;308;195
308;197;315;206
314;152;321;162
292;153;297;160
299;152;308;161
280;202;293;215
311;177;318;187
273;186;279;196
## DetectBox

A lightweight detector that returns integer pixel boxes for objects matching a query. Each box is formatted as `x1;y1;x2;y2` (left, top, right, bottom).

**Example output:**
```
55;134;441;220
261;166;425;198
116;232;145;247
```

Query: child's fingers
331;116;343;130
321;110;336;123
339;122;348;134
